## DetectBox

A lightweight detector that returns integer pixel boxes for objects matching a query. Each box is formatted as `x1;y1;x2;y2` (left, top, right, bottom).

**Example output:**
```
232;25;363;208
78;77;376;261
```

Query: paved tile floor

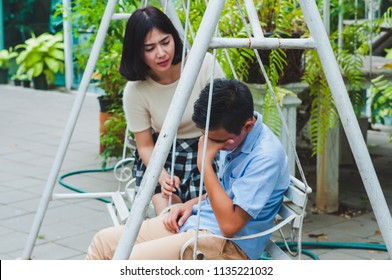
0;85;391;260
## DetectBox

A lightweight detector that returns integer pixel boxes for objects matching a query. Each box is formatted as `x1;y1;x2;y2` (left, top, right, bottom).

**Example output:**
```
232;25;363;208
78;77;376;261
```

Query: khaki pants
86;214;247;260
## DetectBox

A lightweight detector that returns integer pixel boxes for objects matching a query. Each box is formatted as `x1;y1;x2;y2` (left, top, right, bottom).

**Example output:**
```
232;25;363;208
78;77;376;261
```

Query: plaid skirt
132;133;218;202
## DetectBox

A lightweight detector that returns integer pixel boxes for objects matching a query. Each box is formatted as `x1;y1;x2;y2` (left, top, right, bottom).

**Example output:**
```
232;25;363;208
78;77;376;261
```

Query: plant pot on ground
33;73;48;90
0;68;8;84
98;105;129;168
13;79;21;86
0;48;18;84
22;80;31;88
97;95;127;165
94;45;128;164
11;74;21;86
11;73;29;87
98;95;117;154
15;32;65;89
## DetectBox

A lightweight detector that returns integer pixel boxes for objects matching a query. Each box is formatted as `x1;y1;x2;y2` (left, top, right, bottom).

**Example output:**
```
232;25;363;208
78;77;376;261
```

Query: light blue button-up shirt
180;112;290;259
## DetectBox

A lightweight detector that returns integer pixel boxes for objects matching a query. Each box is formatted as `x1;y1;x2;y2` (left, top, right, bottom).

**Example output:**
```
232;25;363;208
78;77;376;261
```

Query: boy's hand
197;135;221;167
163;202;193;233
197;135;233;170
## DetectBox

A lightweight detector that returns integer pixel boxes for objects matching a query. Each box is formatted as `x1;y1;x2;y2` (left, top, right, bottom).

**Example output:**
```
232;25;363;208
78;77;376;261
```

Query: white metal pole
243;0;264;38
209;37;316;49
323;0;330;35
299;0;392;258
158;0;185;41
112;0;226;260
21;0;119;260
62;0;73;91
337;0;343;51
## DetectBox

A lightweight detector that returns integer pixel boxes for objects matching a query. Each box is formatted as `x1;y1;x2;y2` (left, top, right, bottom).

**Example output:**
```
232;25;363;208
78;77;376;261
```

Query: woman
119;6;224;214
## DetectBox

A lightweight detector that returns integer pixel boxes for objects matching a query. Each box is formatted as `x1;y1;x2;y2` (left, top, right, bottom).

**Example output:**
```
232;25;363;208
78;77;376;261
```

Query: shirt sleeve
123;81;151;133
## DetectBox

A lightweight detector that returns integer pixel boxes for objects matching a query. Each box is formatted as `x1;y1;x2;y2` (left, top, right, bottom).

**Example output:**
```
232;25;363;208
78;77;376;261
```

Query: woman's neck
149;62;182;85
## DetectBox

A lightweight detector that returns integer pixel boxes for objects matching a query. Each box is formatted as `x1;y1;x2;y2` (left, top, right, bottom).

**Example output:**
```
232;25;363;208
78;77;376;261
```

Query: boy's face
204;127;247;151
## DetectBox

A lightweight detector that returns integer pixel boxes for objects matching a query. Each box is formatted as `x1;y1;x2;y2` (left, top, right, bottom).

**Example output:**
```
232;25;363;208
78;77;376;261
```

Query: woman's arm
134;129;155;166
134;129;180;195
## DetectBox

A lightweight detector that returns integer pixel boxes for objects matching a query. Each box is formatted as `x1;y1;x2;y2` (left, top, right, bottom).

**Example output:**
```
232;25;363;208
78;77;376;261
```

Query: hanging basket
246;33;304;85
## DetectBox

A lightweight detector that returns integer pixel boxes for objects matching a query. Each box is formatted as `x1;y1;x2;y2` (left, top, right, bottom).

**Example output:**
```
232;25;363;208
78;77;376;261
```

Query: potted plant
11;73;30;86
15;32;65;90
66;0;137;167
10;74;22;86
0;47;18;84
94;45;129;167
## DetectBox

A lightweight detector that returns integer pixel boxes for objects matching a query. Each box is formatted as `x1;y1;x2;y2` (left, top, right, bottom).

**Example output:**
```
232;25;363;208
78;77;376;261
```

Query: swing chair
106;0;312;260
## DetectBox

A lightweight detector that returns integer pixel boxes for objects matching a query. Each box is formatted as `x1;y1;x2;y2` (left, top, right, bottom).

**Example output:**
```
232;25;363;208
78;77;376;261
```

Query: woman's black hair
192;78;254;135
119;6;184;81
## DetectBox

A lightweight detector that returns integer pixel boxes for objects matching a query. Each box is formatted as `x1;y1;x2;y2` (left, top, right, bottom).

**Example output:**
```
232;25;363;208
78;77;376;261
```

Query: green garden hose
58;167;115;203
261;241;388;260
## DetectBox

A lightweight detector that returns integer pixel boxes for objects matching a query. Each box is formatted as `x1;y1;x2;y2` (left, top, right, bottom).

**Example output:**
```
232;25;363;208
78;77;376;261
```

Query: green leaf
33;62;44;77
44;57;60;73
48;49;64;60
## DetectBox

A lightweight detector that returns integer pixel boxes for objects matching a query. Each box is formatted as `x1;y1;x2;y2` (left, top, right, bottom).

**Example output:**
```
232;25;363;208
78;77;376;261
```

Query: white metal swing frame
22;0;392;260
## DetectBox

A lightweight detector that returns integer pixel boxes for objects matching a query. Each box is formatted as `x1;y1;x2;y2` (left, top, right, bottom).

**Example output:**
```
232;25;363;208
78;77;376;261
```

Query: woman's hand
159;171;180;199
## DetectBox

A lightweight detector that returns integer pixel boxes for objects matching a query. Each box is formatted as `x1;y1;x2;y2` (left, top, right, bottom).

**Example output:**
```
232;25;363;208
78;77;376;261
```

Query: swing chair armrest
179;212;298;259
289;175;312;194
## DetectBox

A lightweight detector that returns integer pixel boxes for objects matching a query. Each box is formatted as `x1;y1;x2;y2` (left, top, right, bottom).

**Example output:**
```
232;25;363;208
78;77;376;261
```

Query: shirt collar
240;111;263;154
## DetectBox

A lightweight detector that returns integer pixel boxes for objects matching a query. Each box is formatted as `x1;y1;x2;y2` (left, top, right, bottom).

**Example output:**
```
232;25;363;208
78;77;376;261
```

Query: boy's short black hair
119;6;184;81
192;78;254;135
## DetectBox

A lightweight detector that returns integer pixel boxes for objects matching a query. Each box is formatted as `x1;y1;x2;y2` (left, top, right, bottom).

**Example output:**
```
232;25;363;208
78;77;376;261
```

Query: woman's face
143;27;176;76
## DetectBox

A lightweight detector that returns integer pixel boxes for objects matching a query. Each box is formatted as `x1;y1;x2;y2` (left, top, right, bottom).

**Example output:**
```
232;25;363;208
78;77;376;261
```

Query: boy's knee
86;226;124;260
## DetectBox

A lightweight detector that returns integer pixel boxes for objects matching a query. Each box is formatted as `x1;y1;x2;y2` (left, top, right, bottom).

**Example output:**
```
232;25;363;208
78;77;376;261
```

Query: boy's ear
243;118;255;132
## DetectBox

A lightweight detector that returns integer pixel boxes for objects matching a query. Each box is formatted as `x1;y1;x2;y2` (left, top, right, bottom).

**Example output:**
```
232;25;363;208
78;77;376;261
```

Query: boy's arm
203;164;250;237
197;136;250;237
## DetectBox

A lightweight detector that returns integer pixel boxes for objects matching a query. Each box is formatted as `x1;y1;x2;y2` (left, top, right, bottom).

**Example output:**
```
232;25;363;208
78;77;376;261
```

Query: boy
86;78;289;260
